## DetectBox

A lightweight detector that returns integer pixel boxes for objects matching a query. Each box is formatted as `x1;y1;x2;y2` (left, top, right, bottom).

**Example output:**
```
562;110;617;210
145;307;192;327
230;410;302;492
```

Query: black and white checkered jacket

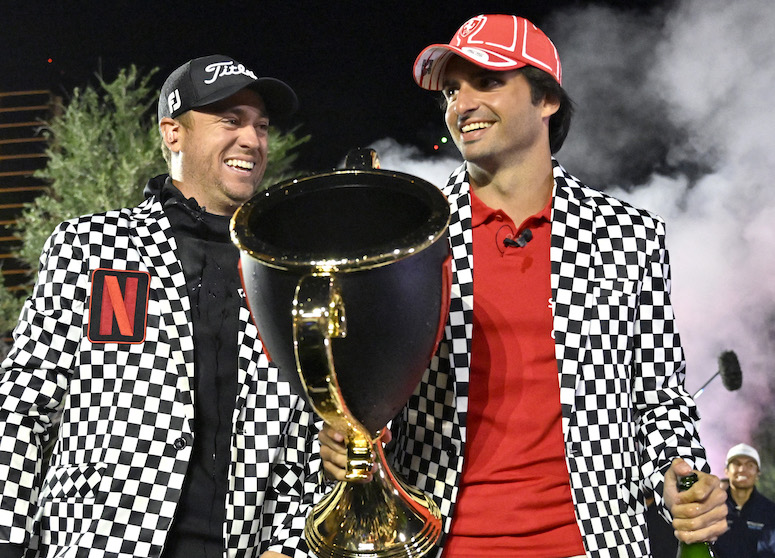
388;160;709;557
0;188;320;557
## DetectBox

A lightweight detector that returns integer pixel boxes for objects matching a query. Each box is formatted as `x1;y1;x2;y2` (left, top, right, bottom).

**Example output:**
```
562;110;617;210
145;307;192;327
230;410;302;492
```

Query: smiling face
441;56;558;172
726;455;760;491
162;88;269;216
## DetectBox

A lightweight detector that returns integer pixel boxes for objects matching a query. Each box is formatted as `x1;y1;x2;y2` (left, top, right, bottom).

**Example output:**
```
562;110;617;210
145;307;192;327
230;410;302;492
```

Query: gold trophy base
305;444;442;558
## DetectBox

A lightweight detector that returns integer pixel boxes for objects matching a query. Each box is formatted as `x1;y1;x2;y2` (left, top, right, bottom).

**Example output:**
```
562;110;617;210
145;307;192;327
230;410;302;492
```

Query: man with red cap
320;14;728;557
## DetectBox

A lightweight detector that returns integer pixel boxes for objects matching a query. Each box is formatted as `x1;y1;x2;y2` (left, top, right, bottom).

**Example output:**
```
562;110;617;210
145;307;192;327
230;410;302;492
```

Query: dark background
2;0;667;172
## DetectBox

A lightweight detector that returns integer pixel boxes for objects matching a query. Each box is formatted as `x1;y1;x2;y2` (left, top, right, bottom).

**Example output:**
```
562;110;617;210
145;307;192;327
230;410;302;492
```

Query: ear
159;117;182;152
541;94;561;120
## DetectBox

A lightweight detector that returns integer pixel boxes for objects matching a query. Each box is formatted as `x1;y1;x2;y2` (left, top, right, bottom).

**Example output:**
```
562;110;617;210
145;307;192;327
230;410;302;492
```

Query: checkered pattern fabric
388;160;709;557
0;193;322;557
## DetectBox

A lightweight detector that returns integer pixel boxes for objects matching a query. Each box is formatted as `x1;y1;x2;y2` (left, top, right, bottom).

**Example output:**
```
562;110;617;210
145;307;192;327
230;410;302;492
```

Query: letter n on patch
88;269;150;343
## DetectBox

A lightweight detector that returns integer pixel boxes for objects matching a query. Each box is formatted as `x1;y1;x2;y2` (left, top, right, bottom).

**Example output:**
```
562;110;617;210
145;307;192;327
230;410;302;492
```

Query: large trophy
231;161;451;558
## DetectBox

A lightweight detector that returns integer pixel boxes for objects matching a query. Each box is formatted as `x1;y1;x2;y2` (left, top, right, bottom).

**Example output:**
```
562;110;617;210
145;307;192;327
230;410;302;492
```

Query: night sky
2;0;665;172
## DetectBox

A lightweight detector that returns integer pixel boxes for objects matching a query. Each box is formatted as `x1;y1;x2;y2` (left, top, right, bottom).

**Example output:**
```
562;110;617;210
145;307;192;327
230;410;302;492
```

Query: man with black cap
0;55;319;558
715;443;775;557
319;14;728;557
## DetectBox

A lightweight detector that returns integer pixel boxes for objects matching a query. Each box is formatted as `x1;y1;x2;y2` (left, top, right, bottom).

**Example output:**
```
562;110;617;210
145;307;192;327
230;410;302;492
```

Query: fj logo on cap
168;89;181;114
203;61;257;84
88;269;150;344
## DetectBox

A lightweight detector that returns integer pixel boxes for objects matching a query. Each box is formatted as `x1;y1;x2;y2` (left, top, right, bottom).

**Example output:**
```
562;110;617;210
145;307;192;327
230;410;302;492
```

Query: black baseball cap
157;55;298;121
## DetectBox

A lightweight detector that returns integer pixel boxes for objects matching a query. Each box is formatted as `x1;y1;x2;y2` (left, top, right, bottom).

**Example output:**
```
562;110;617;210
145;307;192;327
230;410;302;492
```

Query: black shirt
158;178;241;558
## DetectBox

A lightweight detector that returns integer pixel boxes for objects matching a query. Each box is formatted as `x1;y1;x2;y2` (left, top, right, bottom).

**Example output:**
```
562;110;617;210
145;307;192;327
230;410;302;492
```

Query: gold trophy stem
306;433;442;558
293;274;442;557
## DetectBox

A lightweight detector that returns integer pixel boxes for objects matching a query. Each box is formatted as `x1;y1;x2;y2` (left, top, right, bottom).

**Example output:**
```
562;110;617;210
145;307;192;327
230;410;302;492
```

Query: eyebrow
200;98;268;118
231;106;267;118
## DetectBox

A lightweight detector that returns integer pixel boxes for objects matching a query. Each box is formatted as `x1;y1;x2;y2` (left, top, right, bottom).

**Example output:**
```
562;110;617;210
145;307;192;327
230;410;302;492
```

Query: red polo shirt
443;188;585;557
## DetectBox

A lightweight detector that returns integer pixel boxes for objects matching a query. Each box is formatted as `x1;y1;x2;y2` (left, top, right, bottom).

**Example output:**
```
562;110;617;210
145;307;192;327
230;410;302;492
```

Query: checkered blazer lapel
442;164;474;439
130;197;196;423
549;161;597;439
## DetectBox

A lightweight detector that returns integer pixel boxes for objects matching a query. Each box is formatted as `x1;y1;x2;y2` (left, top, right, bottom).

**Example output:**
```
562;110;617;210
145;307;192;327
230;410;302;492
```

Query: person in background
0;55;320;558
319;14;728;557
715;443;775;557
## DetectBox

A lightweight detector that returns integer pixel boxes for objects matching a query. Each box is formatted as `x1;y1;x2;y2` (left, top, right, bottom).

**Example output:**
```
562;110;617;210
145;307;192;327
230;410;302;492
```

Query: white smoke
368;138;461;187
372;0;775;474
594;0;775;473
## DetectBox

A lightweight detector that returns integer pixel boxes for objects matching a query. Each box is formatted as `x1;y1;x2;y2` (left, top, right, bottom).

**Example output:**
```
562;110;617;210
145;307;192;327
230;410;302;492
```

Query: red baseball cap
413;14;562;90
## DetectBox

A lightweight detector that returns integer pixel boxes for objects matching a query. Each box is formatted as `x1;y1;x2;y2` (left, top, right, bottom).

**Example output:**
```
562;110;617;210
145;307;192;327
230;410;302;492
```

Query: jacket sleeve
632;215;707;511
0;220;85;547
259;399;325;558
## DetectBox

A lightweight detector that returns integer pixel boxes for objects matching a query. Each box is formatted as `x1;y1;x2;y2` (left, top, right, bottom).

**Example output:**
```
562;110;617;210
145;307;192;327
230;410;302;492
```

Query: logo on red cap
413;14;562;91
459;16;486;38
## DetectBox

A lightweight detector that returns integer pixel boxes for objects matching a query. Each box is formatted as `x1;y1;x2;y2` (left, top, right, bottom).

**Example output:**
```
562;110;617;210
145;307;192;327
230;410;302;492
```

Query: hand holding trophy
231;157;450;558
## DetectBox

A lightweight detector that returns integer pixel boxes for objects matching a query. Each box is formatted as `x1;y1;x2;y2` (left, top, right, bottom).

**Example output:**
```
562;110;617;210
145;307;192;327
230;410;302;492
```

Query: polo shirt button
173;437;188;450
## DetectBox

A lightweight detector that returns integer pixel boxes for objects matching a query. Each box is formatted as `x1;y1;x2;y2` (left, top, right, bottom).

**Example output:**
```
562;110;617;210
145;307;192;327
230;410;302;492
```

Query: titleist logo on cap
203;61;257;84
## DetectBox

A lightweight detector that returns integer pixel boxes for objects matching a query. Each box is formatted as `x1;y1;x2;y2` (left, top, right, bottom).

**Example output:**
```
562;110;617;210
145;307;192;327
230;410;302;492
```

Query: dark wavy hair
519;66;574;154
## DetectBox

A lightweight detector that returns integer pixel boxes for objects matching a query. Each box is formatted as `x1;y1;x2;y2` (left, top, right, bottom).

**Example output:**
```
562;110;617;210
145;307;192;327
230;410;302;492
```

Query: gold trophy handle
293;273;374;480
293;273;442;557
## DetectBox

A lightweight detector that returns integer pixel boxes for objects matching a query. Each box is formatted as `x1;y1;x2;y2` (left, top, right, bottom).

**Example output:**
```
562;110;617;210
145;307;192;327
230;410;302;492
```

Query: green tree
0;65;309;339
17;66;164;270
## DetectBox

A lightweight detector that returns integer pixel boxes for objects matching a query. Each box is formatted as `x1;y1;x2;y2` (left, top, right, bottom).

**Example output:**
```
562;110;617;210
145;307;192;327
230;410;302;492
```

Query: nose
239;124;262;150
453;82;479;116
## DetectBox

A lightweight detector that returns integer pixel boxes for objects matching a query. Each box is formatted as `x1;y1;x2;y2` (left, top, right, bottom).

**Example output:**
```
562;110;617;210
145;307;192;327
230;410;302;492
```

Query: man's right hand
319;424;350;482
318;424;392;483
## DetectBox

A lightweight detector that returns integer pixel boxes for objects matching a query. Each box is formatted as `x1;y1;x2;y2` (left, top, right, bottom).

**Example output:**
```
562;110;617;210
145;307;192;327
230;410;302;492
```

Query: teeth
226;159;255;170
461;122;492;133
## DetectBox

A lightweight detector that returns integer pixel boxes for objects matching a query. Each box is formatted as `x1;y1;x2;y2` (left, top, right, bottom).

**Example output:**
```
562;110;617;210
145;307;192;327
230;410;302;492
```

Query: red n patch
88;269;150;343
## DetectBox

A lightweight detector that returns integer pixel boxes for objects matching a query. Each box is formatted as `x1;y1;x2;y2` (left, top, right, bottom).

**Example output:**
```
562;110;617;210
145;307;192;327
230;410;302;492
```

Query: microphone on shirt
503;229;533;248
